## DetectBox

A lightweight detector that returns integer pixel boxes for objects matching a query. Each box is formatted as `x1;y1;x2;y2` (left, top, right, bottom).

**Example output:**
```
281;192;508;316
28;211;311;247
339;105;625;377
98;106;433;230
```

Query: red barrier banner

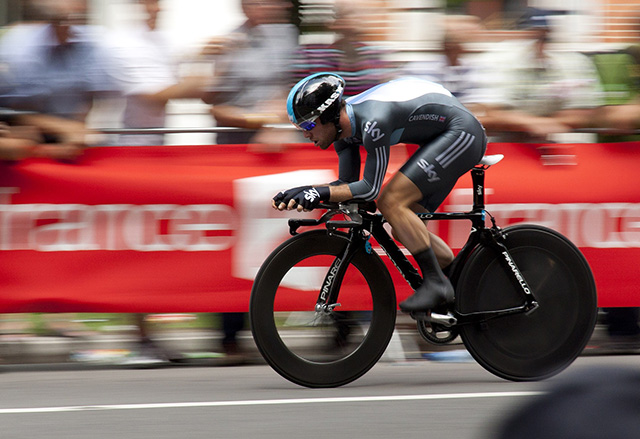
0;142;638;312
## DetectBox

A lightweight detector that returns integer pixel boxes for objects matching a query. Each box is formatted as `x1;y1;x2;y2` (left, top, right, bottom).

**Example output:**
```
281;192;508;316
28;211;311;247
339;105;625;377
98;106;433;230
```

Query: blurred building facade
2;1;640;49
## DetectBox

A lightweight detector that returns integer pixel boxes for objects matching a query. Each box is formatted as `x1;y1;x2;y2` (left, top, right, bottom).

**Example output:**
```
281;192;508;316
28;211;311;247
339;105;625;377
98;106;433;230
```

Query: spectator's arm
586;103;640;132
210;105;280;130
14;114;91;144
12;114;90;160
0;122;36;161
467;103;572;140
137;76;209;107
552;108;600;129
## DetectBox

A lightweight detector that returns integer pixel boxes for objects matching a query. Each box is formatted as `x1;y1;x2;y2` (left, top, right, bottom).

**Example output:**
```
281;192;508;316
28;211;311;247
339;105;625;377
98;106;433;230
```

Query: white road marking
0;391;542;414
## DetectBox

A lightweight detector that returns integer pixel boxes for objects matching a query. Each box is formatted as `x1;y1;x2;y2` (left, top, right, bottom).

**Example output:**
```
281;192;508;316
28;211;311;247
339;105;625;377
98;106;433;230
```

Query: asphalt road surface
0;355;637;439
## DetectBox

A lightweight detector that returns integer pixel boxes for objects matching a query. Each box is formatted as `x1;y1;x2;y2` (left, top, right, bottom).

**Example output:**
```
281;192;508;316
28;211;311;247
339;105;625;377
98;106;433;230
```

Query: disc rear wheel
456;225;597;381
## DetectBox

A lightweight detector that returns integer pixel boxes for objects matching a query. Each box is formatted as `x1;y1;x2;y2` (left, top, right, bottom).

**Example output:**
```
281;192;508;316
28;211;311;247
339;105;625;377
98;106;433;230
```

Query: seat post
471;167;485;211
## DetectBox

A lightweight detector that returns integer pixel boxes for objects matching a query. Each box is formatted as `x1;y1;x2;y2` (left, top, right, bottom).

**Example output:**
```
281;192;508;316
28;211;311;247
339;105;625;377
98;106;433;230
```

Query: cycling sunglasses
296;118;317;131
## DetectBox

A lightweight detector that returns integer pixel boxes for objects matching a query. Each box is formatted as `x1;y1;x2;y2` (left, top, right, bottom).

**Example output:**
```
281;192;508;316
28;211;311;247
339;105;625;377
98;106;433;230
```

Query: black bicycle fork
313;228;365;314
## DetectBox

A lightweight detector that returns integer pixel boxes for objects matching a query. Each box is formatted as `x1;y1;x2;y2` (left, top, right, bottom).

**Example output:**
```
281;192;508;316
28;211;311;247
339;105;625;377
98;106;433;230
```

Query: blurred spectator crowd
1;0;640;362
3;0;640;156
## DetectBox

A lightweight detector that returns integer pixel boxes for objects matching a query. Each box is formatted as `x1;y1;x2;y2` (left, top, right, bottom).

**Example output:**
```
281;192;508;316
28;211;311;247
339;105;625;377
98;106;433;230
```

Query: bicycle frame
287;164;539;327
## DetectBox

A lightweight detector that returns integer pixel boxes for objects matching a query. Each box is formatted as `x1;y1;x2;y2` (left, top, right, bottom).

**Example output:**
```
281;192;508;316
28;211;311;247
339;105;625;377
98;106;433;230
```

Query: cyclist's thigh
379;172;424;206
400;114;486;212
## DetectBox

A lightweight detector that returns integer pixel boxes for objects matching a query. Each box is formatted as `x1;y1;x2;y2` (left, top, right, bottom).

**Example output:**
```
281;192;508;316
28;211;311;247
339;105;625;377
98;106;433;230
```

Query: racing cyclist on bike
272;73;487;313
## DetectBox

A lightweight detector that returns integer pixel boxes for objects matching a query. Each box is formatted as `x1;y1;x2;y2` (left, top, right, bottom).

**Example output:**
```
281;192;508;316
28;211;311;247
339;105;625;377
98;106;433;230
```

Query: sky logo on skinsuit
417;159;440;183
364;120;385;142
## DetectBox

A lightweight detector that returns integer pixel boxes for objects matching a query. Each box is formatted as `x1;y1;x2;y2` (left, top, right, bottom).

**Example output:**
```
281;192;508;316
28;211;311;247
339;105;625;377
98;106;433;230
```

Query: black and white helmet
286;72;345;132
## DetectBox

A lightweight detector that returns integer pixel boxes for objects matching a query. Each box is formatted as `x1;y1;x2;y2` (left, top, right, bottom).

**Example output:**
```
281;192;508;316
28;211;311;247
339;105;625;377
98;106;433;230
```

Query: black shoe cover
399;247;454;312
399;278;454;312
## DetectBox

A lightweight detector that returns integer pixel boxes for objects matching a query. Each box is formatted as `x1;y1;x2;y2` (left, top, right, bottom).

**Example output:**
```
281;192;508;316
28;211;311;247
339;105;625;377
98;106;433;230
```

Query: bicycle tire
456;224;597;381
250;230;397;388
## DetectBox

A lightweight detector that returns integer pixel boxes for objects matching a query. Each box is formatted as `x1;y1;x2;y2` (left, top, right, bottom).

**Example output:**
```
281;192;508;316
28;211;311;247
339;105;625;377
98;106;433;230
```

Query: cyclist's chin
315;140;332;150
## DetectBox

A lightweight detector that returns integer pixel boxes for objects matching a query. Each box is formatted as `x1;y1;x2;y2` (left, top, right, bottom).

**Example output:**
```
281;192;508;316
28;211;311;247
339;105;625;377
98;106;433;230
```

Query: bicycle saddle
478;154;504;167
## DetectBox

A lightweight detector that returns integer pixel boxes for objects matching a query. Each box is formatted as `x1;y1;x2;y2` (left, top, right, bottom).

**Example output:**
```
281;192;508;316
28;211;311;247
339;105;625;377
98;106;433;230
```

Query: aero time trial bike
249;154;598;388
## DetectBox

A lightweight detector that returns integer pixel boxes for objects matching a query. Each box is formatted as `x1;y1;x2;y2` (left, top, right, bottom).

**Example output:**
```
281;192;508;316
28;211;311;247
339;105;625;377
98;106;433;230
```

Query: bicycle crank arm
410;311;458;327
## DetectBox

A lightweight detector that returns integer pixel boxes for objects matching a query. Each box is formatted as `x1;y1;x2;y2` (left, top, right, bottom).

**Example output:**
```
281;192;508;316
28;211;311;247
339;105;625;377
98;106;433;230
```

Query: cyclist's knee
377;191;396;216
379;184;410;213
379;173;423;216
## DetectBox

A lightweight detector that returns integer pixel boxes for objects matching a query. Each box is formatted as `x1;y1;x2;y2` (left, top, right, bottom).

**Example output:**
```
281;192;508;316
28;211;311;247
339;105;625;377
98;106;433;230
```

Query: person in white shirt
107;0;207;146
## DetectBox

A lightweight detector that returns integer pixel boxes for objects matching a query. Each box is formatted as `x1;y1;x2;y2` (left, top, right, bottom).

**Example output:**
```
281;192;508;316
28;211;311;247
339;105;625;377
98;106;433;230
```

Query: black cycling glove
272;186;312;206
290;186;330;210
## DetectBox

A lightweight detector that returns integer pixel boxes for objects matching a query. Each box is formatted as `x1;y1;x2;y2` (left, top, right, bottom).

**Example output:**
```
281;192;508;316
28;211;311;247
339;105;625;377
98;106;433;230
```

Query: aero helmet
287;72;345;134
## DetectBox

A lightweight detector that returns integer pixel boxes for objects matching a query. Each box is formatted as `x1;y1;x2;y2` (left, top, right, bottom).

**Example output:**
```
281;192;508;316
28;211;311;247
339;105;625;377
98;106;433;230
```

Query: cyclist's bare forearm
328;184;354;203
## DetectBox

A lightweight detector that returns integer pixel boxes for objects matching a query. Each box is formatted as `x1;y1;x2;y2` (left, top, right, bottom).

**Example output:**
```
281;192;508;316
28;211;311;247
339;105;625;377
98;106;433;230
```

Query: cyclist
273;73;487;312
